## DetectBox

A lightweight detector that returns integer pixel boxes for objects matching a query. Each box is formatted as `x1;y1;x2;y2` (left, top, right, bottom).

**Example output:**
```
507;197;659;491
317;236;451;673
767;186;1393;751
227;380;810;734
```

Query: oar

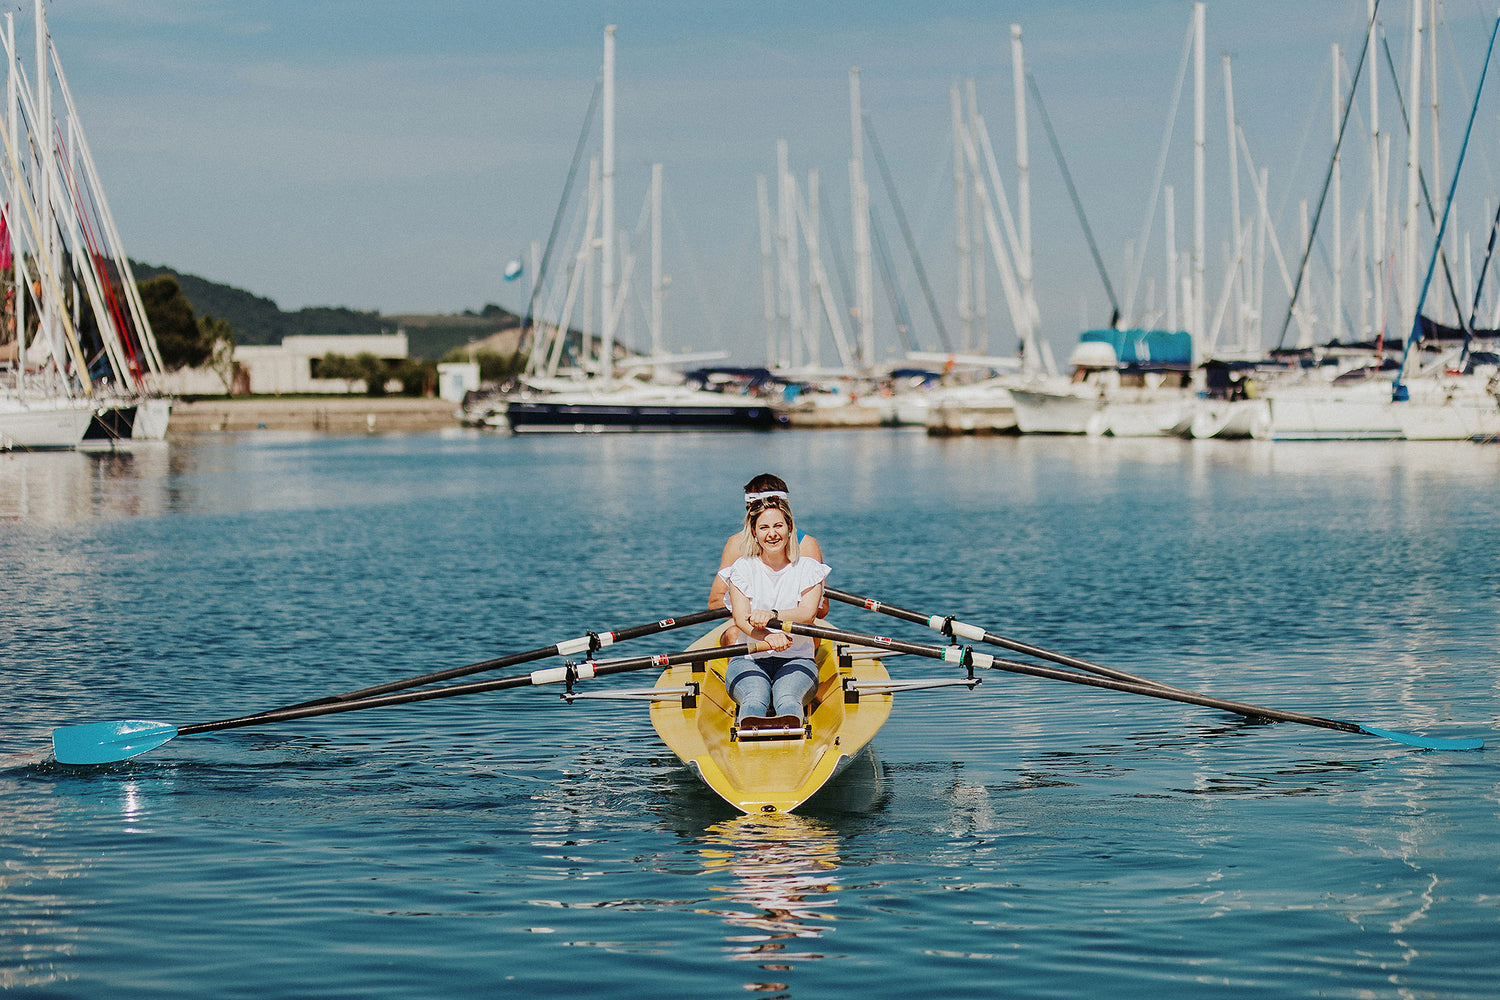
825;587;1190;693
53;640;761;766
779;620;1484;751
278;607;730;710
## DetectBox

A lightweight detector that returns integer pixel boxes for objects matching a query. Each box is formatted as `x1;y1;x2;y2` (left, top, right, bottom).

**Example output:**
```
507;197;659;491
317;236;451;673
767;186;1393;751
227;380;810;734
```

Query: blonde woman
717;494;830;725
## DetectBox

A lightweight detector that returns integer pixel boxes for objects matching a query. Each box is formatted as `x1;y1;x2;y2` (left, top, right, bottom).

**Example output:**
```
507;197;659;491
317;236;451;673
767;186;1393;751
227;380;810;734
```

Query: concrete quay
168;397;461;436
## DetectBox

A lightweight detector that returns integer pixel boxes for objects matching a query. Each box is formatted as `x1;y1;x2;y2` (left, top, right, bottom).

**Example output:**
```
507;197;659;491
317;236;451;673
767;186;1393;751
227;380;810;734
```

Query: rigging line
1435;0;1496;196
1378;29;1471;336
862;113;951;352
818;181;856;327
54;120;141;379
1394;8;1500;394
1464;199;1500;334
1026;70;1120;326
869;202;917;354
665;196;726;348
1275;0;1381;352
1124;14;1194;324
511;75;602;369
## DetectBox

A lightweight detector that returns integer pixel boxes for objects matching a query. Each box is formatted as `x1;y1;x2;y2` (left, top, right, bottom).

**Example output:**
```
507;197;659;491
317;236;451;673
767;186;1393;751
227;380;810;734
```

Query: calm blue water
3;430;1497;999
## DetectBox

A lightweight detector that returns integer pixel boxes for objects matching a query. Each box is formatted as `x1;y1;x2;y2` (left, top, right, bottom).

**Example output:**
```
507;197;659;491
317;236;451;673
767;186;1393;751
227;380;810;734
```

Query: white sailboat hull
0;396;95;450
1263;376;1500;441
132;397;173;440
1189;399;1272;439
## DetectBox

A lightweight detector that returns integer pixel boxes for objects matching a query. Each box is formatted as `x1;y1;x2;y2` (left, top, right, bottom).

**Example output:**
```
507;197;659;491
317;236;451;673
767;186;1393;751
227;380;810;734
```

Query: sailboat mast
1369;0;1385;344
5;13;22;391
600;25;616;386
650;161;662;382
1223;55;1244;351
1332;44;1344;343
34;0;57;380
950;85;973;354
849;67;874;371
1192;1;1206;364
1011;24;1034;328
756;173;775;366
1402;0;1422;337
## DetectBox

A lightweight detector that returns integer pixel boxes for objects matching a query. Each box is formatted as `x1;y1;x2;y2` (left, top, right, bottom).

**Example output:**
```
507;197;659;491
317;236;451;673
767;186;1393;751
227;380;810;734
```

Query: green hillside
130;263;521;361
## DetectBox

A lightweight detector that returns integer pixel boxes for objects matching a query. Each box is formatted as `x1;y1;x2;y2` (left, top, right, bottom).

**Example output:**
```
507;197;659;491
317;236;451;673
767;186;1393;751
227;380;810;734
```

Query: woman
718;494;830;725
708;474;822;612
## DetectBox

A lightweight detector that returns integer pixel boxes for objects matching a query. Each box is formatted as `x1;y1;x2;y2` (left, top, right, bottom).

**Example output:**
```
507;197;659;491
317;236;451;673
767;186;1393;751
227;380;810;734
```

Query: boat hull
505;397;780;433
650;623;892;814
0;397;95;450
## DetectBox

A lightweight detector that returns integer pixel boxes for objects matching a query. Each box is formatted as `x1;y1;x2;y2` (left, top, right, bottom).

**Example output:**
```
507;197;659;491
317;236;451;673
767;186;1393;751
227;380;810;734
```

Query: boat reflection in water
696;812;844;992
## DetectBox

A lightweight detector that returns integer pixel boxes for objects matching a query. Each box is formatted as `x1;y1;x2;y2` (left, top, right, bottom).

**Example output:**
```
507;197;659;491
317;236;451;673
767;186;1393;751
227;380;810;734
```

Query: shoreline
167;397;460;436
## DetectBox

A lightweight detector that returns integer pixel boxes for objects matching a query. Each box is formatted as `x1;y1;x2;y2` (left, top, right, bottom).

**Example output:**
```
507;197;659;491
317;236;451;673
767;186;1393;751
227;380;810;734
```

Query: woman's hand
762;628;792;652
748;608;775;630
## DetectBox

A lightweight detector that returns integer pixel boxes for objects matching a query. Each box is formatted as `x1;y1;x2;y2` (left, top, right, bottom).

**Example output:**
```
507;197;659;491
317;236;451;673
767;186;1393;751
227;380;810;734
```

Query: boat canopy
1079;329;1193;367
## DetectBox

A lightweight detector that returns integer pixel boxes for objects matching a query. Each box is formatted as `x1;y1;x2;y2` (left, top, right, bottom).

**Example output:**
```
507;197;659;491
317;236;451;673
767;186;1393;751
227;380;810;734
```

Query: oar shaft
281;608;730;710
825;587;1189;693
177;641;755;738
783;621;1361;736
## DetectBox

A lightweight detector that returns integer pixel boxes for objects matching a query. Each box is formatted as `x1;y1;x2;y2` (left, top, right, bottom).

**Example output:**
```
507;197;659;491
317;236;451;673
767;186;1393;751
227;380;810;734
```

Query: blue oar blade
53;720;180;765
1353;723;1484;751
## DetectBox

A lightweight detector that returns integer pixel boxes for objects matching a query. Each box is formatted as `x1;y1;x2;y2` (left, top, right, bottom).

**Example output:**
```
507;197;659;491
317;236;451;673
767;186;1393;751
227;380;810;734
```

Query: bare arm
774;583;824;626
800;534;823;562
800;534;829;618
729;580;792;652
708;534;738;609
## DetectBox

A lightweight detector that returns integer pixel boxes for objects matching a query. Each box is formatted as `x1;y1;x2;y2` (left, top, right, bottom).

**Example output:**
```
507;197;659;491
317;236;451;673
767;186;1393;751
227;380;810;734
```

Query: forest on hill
130;263;521;361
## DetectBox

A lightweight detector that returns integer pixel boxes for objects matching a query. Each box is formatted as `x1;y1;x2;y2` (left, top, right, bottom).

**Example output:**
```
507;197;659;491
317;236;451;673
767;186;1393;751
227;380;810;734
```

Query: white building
156;333;410;396
436;362;480;402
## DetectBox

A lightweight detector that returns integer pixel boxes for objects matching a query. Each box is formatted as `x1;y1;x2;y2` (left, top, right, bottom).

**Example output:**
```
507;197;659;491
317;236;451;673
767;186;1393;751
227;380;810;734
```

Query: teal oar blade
779;620;1487;753
53;720;180;765
1352;724;1484;751
50;639;766;765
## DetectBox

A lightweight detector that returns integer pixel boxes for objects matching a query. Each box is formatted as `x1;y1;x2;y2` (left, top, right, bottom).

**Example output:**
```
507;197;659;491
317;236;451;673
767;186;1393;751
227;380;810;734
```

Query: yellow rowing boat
649;622;893;813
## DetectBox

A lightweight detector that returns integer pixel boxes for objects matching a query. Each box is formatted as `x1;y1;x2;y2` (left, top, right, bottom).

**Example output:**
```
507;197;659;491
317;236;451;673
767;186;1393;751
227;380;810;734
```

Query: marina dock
168;397;459;436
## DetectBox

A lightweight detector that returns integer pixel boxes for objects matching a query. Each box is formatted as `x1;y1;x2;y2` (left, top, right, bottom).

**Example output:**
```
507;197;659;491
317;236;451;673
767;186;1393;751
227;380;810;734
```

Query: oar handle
178;640;758;738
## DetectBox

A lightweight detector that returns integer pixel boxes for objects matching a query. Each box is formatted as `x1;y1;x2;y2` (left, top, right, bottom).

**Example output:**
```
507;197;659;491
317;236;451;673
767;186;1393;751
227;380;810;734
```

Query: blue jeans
725;655;818;722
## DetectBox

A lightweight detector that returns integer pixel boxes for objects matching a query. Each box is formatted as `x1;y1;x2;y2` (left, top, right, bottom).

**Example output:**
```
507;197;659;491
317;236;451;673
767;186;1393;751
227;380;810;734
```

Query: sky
27;0;1500;365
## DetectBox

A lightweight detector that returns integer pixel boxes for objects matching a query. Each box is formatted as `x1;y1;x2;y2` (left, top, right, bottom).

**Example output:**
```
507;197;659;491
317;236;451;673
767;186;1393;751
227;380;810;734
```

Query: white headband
744;489;789;503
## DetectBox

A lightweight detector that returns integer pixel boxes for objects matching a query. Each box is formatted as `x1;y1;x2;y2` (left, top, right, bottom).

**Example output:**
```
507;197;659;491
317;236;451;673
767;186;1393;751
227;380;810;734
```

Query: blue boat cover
1080;329;1193;366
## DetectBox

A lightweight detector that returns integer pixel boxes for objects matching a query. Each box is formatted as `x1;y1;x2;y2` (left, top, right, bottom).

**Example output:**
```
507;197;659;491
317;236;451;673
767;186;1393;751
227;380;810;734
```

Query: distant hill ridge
131;262;521;361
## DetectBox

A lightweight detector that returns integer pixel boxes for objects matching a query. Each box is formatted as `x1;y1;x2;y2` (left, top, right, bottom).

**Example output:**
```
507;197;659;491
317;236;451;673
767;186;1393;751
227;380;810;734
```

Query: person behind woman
709;475;825;647
719;494;830;725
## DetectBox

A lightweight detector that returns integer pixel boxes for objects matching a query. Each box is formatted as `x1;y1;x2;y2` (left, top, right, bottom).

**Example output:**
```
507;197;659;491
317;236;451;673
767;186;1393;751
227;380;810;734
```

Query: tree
316;352;366;393
198;314;237;393
390;359;436;396
138;274;211;369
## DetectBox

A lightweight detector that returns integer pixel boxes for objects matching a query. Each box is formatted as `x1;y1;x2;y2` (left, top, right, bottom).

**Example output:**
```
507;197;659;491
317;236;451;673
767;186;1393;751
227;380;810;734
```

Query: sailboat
1253;4;1500;441
503;27;778;434
1;1;170;450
